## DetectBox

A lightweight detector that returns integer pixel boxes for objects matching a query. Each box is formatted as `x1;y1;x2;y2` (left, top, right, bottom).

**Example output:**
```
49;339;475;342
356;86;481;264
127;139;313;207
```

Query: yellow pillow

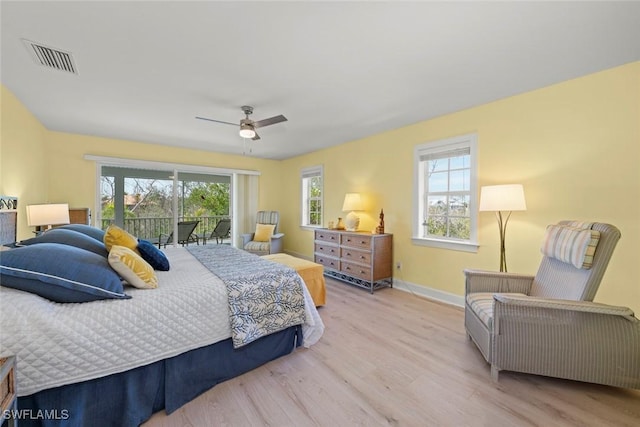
108;245;158;289
104;224;139;254
254;223;276;242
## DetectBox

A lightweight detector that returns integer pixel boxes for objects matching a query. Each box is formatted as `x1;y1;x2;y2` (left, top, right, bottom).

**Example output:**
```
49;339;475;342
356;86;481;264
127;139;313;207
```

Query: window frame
301;165;323;228
85;154;259;248
412;134;479;252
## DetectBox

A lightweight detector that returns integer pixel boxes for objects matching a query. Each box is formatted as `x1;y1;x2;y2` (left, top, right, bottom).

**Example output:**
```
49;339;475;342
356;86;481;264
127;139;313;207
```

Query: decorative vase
336;217;345;230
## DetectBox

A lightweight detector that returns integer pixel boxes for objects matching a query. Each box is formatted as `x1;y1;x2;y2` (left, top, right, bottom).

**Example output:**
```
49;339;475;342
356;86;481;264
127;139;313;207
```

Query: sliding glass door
100;166;231;245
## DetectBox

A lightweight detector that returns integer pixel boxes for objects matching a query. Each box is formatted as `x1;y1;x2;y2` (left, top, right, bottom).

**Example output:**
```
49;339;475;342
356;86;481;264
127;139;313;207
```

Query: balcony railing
101;216;231;242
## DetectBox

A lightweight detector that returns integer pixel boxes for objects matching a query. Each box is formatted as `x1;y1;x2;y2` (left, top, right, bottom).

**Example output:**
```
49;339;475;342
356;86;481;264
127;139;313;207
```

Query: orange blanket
262;253;326;307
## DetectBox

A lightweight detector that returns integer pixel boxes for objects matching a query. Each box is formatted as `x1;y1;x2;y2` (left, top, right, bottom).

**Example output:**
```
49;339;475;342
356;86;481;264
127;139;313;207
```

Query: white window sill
300;225;324;231
412;237;479;253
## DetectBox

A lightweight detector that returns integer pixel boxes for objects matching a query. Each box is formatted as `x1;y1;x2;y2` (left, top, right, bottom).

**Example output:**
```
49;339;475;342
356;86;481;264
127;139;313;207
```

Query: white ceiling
2;1;639;160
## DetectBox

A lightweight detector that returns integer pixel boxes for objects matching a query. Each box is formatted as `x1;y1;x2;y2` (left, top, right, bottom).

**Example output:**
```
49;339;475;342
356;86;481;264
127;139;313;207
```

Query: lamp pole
495;210;513;272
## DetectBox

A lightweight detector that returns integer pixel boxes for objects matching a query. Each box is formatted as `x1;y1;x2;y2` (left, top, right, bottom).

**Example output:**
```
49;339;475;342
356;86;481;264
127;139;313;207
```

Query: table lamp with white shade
26;203;70;234
479;184;526;272
342;193;363;232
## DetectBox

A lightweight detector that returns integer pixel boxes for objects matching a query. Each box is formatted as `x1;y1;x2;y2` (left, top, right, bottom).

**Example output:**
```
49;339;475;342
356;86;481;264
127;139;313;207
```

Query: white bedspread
0;247;324;396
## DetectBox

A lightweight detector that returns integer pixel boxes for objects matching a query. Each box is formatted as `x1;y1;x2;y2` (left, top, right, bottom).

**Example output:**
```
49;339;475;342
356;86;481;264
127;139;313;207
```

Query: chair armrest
464;269;534;295
158;233;170;248
241;233;254;247
491;296;640;388
493;294;637;319
270;233;284;254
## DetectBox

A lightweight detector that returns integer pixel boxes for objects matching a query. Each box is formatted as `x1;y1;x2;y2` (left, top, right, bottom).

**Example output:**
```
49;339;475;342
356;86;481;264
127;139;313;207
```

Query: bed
0;223;324;426
262;253;326;306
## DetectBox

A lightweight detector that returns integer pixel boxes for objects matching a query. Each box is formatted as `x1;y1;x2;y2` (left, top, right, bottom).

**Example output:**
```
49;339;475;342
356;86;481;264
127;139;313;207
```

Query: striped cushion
541;224;600;269
244;241;271;254
466;292;528;329
563;221;593;230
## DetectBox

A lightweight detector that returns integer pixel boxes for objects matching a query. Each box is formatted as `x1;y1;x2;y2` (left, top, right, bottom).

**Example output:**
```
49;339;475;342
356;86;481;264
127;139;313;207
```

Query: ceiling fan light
239;123;256;139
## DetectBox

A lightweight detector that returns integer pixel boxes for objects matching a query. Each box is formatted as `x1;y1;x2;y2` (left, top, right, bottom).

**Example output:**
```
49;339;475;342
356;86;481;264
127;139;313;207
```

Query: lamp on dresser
479;184;526;272
342;193;363;232
26;203;70;235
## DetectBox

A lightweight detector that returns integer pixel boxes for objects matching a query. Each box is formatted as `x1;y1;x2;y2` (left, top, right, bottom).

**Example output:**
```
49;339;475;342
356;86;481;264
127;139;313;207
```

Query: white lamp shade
342;193;363;212
239;123;256;138
26;203;70;227
479;184;527;212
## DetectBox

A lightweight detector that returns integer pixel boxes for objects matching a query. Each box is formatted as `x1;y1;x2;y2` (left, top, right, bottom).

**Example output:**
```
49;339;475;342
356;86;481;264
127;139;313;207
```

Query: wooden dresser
314;229;392;293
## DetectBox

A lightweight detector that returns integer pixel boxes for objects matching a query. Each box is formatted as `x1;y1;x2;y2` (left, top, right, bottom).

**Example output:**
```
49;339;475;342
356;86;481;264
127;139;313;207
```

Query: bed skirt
17;325;302;427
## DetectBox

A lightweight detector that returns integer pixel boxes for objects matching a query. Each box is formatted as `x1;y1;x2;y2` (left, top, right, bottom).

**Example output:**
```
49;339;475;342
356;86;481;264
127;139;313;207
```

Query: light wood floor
144;278;640;427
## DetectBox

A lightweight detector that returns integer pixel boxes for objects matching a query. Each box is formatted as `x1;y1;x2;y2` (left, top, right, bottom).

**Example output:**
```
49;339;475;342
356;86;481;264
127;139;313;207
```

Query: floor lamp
479;184;526;272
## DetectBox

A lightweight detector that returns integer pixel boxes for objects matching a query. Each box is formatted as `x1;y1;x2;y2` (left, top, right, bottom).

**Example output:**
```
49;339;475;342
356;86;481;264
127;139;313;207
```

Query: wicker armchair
241;211;284;255
465;221;640;389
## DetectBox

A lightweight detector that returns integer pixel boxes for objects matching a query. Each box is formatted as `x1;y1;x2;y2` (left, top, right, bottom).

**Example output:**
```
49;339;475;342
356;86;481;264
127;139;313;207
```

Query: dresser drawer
315;230;340;243
341;261;372;281
314;242;340;257
341;233;372;250
340;247;371;265
315;254;339;270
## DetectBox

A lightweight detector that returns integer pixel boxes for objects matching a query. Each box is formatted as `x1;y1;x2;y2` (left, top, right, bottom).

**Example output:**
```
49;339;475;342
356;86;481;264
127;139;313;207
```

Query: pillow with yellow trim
108;245;158;289
254;223;276;242
104;224;139;254
540;224;600;269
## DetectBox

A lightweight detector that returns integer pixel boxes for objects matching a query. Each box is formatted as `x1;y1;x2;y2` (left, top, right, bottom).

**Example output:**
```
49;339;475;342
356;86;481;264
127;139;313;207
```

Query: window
413;134;478;252
301;165;323;227
86;154;261;248
99;167;231;241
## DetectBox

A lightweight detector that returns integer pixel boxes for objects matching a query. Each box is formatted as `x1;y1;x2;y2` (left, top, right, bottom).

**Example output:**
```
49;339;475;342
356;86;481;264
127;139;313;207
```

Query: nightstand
0;356;17;427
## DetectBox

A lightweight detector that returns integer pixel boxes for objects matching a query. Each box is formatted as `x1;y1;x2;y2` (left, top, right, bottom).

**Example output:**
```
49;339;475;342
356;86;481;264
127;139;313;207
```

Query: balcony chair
157;220;200;248
201;218;231;244
465;221;640;389
241;211;284;255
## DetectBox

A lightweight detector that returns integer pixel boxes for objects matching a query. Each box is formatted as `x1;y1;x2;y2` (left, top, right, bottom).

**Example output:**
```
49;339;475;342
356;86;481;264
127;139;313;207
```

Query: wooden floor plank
144;278;640;427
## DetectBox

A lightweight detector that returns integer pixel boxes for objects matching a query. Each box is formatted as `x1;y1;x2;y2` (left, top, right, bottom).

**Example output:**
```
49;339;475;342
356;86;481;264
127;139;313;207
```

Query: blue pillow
0;243;130;303
57;224;106;242
18;228;108;258
137;239;170;271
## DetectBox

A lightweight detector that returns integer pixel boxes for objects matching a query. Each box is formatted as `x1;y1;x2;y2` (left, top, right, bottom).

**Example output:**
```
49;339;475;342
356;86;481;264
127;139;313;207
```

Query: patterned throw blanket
188;245;306;348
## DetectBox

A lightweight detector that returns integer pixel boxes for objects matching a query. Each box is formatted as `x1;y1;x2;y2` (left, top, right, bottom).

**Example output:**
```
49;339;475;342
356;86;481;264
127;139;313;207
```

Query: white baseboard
392;278;464;308
281;252;464;308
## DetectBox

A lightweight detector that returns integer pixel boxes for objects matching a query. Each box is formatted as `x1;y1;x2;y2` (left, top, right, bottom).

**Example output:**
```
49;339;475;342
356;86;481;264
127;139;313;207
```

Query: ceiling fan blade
195;116;238;126
253;114;287;129
252;132;261;141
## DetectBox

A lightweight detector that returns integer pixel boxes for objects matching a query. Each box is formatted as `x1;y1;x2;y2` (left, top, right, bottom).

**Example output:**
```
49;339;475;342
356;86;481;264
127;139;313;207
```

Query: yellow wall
2;62;638;314
44;131;284;219
1;84;284;241
0;86;48;239
281;62;640;314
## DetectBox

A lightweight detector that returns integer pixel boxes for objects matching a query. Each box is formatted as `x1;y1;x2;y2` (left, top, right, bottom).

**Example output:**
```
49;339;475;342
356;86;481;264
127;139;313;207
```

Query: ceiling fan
196;105;287;141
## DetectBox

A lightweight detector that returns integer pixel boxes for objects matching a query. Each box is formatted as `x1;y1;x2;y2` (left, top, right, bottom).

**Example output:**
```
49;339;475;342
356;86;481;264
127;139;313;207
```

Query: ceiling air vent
22;39;78;74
